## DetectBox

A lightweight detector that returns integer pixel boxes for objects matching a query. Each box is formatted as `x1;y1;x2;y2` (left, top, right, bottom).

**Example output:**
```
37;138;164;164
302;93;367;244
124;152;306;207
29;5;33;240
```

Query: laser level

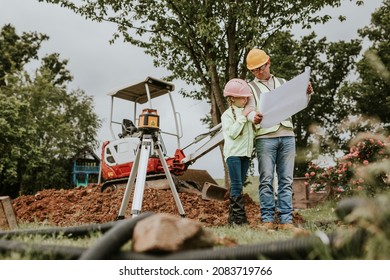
138;109;160;131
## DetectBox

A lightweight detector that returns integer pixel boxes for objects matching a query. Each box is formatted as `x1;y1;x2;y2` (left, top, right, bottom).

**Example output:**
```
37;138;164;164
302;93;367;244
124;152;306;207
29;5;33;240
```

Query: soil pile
11;185;304;227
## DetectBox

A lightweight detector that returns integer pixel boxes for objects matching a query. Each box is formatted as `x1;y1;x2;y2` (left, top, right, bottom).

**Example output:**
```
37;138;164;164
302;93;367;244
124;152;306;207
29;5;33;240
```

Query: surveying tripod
117;130;186;219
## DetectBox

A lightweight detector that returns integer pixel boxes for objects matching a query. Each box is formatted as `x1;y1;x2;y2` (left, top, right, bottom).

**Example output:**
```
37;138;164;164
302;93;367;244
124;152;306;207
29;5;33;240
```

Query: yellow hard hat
246;48;270;70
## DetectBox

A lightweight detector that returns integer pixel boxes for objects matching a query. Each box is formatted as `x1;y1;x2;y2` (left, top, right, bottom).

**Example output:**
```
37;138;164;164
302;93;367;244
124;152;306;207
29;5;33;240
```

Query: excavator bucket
201;182;228;201
137;169;227;201
176;169;228;201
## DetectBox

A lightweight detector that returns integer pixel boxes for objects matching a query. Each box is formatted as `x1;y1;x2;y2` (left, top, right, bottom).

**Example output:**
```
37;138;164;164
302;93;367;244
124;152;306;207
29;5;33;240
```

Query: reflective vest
248;76;294;136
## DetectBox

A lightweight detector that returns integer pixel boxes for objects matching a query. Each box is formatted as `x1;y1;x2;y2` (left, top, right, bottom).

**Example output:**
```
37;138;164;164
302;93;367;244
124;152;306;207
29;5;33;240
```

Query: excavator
98;77;227;201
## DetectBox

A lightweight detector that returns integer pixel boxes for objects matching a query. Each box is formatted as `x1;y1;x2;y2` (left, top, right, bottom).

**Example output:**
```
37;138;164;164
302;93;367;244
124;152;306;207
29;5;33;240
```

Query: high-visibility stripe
248;76;293;136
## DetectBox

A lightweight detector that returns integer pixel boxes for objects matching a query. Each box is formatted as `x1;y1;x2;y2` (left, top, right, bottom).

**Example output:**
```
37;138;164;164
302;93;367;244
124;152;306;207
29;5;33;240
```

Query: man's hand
254;112;263;124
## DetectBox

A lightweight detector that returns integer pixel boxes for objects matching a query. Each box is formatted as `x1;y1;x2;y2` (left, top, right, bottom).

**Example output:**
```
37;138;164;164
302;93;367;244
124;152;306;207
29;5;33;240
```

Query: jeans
256;136;295;224
226;156;250;197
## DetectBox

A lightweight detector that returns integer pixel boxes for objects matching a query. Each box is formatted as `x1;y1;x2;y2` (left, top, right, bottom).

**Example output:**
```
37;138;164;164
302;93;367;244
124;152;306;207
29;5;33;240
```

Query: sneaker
257;222;276;230
278;223;295;230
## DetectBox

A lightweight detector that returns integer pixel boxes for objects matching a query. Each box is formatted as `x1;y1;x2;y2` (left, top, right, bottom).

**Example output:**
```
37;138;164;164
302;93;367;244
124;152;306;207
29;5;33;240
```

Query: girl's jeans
226;156;250;197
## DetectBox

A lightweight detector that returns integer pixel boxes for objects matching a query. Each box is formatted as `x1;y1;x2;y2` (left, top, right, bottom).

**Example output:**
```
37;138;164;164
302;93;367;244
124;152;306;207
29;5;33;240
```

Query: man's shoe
278;223;295;230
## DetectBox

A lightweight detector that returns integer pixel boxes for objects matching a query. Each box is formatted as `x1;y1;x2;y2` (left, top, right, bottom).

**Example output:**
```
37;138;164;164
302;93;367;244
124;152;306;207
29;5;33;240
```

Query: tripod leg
155;141;186;217
130;136;153;217
117;142;142;219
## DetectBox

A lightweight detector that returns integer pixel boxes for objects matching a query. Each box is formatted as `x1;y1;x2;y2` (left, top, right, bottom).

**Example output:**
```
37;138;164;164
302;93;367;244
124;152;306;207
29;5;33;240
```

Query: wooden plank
0;196;18;230
292;177;310;209
0;202;8;230
308;192;329;207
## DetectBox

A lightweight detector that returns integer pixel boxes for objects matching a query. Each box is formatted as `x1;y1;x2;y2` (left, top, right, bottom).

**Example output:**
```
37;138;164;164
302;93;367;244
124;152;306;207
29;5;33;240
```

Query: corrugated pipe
0;212;155;260
79;212;154;259
0;239;133;259
0;229;364;260
0;205;367;260
0;221;118;239
113;233;329;260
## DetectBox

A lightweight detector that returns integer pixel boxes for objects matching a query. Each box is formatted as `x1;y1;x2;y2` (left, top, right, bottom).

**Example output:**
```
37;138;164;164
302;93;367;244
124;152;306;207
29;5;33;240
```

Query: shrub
305;133;390;198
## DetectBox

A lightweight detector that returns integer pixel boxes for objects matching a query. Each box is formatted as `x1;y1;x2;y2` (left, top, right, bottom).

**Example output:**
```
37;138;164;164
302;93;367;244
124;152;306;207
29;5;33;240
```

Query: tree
40;0;365;179
0;24;48;86
0;90;33;197
0;24;101;197
265;31;361;174
345;0;390;130
41;0;358;123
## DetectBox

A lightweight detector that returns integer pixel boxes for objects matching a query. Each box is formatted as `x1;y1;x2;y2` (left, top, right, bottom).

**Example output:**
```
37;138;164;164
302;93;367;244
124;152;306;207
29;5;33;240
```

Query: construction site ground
11;184;305;228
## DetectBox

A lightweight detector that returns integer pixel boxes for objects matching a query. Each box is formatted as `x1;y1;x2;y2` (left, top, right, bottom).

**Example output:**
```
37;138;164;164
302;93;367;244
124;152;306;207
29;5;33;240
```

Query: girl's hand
242;107;253;117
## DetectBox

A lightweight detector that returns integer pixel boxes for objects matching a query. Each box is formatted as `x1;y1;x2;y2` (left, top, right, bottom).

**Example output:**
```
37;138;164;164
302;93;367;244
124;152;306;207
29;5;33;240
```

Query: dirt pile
11;185;304;227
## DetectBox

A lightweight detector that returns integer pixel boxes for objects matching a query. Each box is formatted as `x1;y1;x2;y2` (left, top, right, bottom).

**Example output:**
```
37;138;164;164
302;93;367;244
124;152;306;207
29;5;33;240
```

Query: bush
305;133;390;198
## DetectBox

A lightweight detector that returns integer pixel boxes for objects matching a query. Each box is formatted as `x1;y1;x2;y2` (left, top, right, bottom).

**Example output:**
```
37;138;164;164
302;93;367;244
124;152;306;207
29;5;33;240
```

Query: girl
221;78;254;225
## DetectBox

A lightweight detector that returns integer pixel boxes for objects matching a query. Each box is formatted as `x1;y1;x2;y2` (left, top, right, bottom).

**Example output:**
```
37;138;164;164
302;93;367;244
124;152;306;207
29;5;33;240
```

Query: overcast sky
0;0;384;178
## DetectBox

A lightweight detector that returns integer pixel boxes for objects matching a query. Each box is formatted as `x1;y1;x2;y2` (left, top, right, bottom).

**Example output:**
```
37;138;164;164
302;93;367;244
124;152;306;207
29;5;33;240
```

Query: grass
212;176;338;244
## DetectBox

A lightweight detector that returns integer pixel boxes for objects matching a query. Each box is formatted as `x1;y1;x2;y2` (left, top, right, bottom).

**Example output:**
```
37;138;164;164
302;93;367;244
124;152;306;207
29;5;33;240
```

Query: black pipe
0;235;326;260
0;229;366;260
0;239;138;260
126;236;327;260
79;212;154;260
0;220;118;239
172;236;325;260
117;230;366;260
0;210;368;260
0;239;86;259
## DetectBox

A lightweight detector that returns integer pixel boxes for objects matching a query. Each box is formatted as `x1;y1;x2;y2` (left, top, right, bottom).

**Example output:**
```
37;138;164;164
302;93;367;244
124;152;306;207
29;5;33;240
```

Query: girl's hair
227;97;237;121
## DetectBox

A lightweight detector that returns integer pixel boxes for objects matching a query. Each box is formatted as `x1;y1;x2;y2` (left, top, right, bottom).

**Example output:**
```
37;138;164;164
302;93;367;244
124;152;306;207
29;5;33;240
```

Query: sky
0;0;384;179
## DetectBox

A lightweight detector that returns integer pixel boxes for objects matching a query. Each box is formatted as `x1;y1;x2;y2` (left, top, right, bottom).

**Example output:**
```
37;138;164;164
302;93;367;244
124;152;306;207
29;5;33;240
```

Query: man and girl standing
221;48;313;230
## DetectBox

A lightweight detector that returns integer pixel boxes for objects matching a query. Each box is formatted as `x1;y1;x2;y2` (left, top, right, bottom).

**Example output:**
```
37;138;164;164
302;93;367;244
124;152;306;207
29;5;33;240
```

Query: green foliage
343;0;390;130
0;24;101;197
266;31;362;175
39;0;347;124
0;91;34;192
334;191;390;259
0;24;49;86
39;0;367;179
306;132;390;198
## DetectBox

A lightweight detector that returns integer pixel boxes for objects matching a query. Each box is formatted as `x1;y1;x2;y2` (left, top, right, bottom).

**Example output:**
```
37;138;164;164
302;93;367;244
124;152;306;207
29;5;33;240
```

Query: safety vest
248;76;294;136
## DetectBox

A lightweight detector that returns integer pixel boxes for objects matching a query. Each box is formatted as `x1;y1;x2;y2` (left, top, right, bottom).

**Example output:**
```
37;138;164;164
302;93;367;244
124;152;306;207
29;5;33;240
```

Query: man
245;48;313;230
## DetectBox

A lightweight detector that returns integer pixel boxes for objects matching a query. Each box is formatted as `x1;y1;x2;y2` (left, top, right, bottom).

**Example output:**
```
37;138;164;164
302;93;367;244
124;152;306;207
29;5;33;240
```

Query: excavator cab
107;77;181;145
99;77;181;181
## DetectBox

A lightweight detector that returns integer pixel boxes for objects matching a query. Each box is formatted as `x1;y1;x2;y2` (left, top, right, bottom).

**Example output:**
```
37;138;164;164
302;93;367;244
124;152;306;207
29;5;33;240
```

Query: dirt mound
11;185;304;227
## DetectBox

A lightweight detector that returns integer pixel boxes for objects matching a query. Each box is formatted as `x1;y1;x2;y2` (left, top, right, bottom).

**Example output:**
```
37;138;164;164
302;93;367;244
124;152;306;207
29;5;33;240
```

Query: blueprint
259;66;311;128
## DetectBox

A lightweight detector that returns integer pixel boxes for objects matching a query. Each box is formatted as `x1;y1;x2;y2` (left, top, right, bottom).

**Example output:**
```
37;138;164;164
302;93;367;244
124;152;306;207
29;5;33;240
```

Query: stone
132;213;216;253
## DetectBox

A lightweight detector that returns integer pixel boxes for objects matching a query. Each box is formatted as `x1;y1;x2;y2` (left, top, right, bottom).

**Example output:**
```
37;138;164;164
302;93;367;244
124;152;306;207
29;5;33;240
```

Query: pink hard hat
223;78;252;97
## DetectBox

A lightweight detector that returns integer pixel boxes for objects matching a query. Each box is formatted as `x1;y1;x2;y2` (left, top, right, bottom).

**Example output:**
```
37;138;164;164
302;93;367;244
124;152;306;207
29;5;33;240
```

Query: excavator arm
180;123;224;166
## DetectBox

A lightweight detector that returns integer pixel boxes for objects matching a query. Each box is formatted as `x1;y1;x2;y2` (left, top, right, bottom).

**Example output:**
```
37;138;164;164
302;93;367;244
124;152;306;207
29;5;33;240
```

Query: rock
132;213;216;253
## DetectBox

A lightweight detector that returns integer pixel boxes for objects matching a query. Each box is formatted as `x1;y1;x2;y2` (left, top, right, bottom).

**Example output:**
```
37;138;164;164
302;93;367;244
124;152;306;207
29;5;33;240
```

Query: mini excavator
98;77;227;205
